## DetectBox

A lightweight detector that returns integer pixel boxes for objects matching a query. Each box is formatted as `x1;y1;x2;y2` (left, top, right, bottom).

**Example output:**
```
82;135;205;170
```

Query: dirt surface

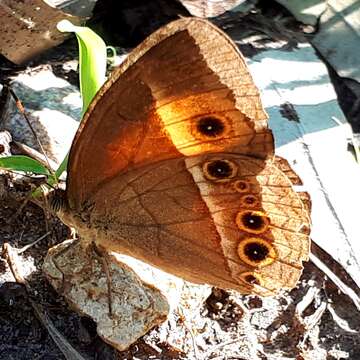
0;2;360;360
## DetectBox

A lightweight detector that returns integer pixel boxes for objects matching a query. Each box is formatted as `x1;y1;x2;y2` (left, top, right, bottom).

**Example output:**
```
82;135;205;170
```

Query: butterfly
56;17;311;296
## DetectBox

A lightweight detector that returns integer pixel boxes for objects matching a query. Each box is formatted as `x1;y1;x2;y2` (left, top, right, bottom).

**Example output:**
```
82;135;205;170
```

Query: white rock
43;239;169;351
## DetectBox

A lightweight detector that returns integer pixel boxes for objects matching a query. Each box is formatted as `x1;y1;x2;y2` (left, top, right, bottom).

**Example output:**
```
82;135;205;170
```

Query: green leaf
57;19;107;115
56;20;107;181
0;155;51;175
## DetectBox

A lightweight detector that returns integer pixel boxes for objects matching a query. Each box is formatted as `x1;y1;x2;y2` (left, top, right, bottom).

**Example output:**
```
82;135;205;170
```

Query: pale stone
43;239;169;351
3;68;81;165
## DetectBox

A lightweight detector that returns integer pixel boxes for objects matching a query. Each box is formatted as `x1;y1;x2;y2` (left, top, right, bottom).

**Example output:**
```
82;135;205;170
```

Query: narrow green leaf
56;20;108;180
57;20;107;114
0;155;50;175
54;155;68;182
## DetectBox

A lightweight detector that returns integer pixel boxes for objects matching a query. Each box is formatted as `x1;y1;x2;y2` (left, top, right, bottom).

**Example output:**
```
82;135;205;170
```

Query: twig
2;243;26;286
302;301;327;331
296;286;320;316
30;301;89;360
310;253;360;311
2;242;88;360
6;193;31;224
17;231;51;254
327;304;357;333
6;85;54;175
12;140;58;172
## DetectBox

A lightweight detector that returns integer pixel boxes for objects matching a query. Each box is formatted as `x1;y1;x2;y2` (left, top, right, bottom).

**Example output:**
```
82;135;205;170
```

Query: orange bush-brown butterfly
56;18;311;296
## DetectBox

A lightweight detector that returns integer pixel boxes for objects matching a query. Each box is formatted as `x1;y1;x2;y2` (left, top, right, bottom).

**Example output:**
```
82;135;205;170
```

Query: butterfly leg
50;238;80;295
90;242;114;317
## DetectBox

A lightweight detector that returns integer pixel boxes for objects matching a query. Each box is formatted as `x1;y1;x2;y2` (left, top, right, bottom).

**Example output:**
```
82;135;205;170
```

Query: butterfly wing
64;18;310;294
79;153;310;295
67;18;272;210
184;154;310;294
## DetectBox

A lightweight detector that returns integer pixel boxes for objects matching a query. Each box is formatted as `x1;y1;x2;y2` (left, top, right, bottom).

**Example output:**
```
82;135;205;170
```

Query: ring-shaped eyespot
236;210;270;234
239;271;263;287
240;195;260;208
203;159;237;182
195;116;227;138
238;237;276;267
233;180;251;193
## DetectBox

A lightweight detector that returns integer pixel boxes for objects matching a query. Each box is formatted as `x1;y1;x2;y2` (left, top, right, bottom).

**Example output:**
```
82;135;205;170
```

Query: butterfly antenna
6;85;55;176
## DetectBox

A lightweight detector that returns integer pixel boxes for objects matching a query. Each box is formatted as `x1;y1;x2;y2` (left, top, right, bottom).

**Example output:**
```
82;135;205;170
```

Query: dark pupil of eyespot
197;117;224;137
207;160;232;178
238;182;246;190
244;274;260;285
244;242;269;261
245;197;255;204
242;213;264;230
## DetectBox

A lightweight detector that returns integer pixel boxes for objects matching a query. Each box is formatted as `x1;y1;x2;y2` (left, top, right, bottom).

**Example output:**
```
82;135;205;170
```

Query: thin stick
12;140;57;172
6;85;54;175
17;231;51;254
310;253;360;311
2;242;88;360
7;193;31;224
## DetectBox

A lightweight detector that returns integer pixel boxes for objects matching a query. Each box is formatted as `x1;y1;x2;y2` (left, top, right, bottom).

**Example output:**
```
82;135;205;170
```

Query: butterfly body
59;18;311;296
